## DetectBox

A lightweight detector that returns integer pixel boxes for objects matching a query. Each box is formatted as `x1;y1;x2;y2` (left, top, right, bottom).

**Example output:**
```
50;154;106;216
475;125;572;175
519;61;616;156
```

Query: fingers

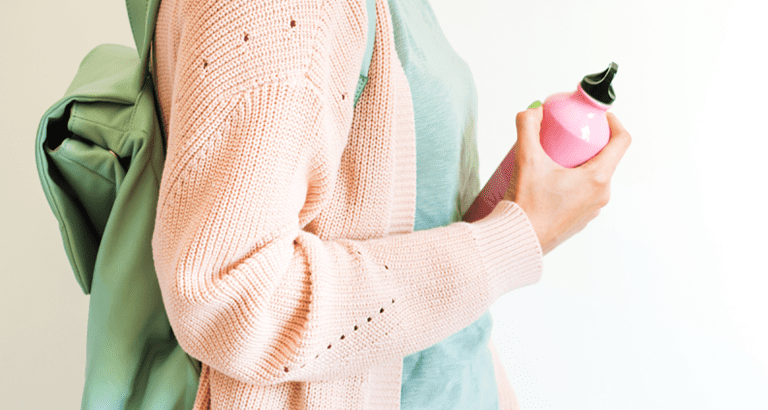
585;112;631;173
515;103;544;154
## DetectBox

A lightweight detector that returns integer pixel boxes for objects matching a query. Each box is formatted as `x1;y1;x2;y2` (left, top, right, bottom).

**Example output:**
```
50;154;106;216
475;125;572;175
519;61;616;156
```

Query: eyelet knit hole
293;240;298;245
391;299;395;304
203;59;209;68
244;33;249;42
284;366;289;372
354;325;358;331
341;93;346;100
379;308;384;313
384;265;389;270
290;19;296;28
367;317;372;322
340;335;345;340
327;344;332;349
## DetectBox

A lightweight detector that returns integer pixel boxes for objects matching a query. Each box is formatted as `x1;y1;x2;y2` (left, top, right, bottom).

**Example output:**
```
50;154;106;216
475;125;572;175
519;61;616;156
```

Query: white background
2;0;766;408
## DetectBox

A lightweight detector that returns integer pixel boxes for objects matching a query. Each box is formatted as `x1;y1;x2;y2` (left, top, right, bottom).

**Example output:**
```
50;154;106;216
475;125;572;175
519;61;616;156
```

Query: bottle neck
575;82;613;111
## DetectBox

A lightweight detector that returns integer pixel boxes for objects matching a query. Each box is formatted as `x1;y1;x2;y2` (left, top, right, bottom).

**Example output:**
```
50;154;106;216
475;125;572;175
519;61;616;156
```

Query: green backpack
34;0;377;408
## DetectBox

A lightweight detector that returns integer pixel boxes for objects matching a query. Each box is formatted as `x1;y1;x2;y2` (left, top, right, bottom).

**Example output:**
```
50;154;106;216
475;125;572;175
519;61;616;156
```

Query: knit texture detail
469;200;544;303
152;0;543;408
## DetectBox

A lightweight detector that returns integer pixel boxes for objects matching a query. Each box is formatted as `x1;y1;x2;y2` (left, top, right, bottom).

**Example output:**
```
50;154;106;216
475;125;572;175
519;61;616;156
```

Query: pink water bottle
463;62;619;223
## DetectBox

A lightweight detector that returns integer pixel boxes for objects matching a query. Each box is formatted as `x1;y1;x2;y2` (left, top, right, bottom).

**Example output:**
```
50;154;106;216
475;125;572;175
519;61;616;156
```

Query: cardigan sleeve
151;0;543;387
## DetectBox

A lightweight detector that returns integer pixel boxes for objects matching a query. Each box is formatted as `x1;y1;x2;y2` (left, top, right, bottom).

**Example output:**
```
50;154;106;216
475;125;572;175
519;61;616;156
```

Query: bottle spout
580;62;618;105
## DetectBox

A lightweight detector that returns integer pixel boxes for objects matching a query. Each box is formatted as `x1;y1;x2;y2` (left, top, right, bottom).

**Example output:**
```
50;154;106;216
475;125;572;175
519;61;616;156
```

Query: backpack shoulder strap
125;0;162;80
129;0;376;107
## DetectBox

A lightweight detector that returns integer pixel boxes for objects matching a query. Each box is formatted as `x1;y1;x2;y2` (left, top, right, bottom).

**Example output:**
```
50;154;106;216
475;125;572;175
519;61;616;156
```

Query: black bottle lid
581;62;618;105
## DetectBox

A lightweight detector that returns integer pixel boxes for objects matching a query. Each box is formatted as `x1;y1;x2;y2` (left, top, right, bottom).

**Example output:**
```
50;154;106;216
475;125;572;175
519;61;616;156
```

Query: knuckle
517;108;540;124
600;190;611;207
588;169;611;207
592;169;611;187
620;130;632;149
516;110;529;124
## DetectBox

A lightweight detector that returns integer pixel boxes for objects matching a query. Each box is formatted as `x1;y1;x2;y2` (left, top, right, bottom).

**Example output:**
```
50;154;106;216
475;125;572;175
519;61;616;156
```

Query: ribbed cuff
468;200;544;302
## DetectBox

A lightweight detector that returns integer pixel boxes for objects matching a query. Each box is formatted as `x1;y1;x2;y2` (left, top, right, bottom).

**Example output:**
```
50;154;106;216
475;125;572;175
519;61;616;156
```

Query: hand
503;105;631;255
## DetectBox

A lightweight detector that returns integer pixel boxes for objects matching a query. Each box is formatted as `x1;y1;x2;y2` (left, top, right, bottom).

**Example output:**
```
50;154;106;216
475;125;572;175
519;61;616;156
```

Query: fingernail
528;100;542;109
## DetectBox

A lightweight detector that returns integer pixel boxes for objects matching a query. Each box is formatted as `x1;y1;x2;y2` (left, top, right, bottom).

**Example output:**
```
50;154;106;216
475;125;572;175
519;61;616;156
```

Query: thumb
515;101;544;153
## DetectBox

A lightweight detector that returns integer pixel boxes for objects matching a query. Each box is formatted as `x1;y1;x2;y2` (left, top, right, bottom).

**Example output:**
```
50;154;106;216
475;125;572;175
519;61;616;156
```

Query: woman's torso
387;0;499;408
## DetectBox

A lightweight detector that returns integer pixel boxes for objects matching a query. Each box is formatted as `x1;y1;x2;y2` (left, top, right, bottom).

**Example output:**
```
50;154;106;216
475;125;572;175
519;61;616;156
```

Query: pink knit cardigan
151;0;544;408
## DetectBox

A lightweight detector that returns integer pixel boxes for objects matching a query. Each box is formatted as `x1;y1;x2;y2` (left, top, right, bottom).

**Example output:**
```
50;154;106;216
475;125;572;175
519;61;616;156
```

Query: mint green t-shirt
387;0;499;409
